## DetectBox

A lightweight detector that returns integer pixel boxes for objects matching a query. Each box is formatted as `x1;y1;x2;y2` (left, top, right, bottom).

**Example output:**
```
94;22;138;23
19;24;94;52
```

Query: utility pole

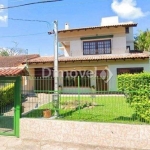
53;20;59;117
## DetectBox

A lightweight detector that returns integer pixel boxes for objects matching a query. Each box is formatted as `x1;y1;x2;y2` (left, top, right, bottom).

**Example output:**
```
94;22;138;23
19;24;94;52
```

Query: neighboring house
0;54;39;92
27;16;150;93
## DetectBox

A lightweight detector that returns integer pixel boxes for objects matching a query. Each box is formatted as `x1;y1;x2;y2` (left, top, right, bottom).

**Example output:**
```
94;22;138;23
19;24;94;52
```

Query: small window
117;67;143;75
125;27;129;33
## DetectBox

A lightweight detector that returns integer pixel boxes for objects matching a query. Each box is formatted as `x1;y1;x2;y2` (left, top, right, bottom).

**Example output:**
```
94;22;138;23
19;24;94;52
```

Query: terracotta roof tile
0;54;40;67
58;22;137;33
0;67;29;76
27;53;149;64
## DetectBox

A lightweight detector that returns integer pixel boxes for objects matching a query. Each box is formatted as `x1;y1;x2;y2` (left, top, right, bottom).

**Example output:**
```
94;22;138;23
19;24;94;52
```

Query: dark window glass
125;27;129;33
117;67;143;75
83;40;111;55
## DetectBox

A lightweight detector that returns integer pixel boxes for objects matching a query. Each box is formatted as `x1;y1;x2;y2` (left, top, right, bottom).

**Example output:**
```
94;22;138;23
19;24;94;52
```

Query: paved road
0;136;140;150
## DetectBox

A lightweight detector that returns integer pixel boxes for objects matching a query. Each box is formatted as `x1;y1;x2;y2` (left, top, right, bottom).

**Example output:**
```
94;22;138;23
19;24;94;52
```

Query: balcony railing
129;50;143;53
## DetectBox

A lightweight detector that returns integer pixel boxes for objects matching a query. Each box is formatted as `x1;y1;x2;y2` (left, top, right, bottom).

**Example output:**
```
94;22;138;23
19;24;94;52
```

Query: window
63;71;91;87
125;27;129;33
117;67;143;75
83;40;111;55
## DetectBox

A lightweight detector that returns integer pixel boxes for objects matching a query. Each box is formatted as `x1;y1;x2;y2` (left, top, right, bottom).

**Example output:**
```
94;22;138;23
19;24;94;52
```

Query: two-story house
27;16;150;93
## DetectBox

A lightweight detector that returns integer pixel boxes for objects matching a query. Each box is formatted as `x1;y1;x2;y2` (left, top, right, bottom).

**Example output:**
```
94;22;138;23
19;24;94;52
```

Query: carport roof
0;67;29;76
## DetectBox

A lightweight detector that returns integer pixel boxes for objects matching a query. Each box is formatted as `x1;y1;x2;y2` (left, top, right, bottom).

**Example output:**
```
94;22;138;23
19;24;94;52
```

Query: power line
0;0;62;9
8;18;52;28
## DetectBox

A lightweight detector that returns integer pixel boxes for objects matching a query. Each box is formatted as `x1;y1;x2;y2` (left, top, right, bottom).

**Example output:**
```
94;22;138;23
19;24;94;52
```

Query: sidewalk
0;136;140;150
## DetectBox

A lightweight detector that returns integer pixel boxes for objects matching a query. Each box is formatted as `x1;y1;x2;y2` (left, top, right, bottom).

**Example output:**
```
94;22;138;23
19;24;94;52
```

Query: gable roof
0;54;40;67
58;22;137;33
27;53;149;64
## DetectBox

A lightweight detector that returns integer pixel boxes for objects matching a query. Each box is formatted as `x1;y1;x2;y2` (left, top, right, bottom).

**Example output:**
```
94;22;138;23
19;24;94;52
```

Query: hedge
118;73;150;122
0;83;15;108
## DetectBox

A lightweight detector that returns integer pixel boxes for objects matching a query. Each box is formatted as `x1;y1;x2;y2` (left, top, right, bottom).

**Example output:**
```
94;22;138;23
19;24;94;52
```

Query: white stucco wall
69;35;127;56
108;60;150;91
112;34;126;54
22;68;35;94
70;40;82;56
59;26;133;57
62;87;91;94
64;47;70;57
126;27;134;50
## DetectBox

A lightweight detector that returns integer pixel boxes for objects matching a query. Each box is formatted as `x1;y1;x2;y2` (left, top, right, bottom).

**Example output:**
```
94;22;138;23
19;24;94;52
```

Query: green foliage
0;84;14;108
134;29;150;51
0;50;9;56
118;73;150;122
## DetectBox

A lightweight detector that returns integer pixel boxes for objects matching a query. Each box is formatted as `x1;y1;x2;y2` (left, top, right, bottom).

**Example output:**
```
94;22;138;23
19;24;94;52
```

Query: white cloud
0;15;7;22
111;0;149;19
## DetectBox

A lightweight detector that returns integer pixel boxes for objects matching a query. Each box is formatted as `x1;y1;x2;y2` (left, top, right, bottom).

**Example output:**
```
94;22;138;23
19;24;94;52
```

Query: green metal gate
0;77;21;137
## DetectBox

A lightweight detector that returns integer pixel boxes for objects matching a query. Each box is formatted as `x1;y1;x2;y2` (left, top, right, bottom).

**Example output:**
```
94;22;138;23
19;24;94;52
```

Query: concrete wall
62;87;91;94
20;119;150;149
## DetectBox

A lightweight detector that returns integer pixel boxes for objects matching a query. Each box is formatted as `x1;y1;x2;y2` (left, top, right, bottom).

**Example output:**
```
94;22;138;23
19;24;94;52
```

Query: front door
0;77;21;137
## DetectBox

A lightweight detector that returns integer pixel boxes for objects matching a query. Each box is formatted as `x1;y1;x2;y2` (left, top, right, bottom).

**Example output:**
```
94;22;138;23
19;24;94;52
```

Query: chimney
65;23;69;30
101;16;119;26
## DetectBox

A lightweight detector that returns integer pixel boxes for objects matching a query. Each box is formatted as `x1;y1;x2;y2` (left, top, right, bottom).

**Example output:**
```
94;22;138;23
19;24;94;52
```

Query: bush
118;73;150;122
0;83;14;108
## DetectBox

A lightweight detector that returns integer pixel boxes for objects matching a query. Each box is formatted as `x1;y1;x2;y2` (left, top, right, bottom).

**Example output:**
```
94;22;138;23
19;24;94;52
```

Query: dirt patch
61;100;97;110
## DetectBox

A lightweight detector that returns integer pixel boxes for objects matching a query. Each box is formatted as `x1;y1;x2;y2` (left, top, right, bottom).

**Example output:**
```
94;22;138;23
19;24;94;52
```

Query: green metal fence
0;77;21;137
21;76;150;124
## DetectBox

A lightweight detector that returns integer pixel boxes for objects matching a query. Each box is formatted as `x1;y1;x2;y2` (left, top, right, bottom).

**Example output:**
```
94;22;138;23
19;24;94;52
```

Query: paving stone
0;136;146;150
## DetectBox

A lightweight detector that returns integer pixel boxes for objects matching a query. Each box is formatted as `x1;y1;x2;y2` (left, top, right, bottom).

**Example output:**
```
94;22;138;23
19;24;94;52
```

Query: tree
0;48;28;56
0;49;9;56
134;29;150;51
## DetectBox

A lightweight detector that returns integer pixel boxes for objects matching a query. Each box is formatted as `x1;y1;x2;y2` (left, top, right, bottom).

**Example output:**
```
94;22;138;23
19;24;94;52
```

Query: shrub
118;73;150;122
0;83;14;108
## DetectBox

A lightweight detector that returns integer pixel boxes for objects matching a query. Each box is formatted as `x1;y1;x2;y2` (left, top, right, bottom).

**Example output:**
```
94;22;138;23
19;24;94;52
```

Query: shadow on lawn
59;105;104;118
114;113;147;123
22;109;55;118
22;104;104;118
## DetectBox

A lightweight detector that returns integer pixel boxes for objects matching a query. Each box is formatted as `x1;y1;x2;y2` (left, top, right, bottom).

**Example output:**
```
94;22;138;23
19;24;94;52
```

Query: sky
0;0;150;56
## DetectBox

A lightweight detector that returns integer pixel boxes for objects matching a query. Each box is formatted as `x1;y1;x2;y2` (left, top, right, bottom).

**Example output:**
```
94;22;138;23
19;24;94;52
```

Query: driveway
0;136;142;150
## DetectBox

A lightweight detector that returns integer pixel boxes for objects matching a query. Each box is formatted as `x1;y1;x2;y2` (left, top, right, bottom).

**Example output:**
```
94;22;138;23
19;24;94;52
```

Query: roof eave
58;23;138;33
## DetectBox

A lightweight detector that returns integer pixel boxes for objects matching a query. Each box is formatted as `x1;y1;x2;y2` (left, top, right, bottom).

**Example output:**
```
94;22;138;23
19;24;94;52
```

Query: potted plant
43;109;51;118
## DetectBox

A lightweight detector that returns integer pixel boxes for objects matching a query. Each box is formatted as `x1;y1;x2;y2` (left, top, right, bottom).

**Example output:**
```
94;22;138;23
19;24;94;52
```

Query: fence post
15;76;21;138
78;76;81;119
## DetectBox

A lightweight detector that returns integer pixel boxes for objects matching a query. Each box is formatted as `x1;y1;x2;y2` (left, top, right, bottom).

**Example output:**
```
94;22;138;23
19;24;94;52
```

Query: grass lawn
23;95;147;124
